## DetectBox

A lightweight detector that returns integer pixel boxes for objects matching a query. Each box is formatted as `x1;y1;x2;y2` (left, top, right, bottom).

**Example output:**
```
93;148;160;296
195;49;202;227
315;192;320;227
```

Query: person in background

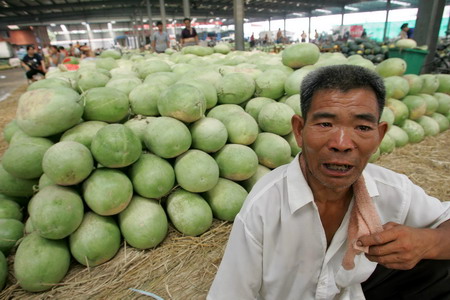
407;27;414;39
276;28;283;44
181;18;198;47
73;41;82;57
301;30;307;43
59;46;69;58
399;23;409;39
151;21;170;53
49;45;65;67
250;33;255;48
16;47;27;60
21;45;46;81
67;43;74;56
207;64;450;300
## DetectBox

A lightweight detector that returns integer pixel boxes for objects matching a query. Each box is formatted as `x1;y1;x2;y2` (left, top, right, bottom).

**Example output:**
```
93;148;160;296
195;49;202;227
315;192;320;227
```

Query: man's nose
327;128;356;152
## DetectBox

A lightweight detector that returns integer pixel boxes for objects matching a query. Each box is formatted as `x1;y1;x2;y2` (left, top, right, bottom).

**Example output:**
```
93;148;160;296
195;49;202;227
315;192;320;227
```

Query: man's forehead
309;87;379;113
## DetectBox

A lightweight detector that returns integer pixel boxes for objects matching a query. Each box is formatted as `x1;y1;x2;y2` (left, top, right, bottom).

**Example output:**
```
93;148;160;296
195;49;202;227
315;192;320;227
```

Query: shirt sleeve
403;178;450;228
207;214;262;300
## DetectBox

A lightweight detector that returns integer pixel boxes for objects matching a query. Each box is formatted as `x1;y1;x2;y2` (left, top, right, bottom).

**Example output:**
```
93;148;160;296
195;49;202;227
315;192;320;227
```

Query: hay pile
0;85;448;299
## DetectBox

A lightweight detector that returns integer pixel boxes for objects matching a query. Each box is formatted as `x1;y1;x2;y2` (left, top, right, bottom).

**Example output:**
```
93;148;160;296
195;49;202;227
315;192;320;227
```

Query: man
400;23;409;39
181;17;198;47
49;45;65;67
151;21;170;53
301;30;307;43
21;45;46;81
208;65;450;300
276;28;283;44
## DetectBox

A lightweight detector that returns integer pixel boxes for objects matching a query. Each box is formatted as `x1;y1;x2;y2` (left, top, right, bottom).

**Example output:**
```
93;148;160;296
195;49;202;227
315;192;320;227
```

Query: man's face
184;20;191;27
292;88;387;191
158;24;163;31
27;47;35;56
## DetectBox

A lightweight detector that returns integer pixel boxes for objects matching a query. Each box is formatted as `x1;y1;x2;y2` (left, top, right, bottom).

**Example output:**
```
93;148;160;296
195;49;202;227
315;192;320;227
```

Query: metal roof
0;0;445;29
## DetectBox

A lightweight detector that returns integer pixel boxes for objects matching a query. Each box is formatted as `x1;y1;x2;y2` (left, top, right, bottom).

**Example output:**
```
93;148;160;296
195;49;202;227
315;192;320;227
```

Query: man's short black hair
26;45;35;51
300;65;385;121
156;21;163;26
401;23;409;29
183;17;191;22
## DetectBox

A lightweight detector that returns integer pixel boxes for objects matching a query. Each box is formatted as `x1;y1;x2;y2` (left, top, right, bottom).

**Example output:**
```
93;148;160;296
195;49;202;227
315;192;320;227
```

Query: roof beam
1;0;142;12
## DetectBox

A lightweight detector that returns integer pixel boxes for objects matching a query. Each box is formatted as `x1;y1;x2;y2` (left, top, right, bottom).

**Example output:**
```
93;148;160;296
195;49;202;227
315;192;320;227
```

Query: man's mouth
324;163;353;172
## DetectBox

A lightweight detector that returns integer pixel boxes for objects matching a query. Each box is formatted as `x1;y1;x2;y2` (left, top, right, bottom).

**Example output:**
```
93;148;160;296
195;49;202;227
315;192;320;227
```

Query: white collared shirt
207;155;450;300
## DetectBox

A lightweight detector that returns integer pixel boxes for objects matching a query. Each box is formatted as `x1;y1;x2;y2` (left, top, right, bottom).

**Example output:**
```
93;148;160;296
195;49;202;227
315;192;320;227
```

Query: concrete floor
0;68;28;102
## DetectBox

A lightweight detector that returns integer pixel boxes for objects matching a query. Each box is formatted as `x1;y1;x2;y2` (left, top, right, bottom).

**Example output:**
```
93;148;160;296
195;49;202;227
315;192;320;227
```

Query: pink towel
342;176;383;270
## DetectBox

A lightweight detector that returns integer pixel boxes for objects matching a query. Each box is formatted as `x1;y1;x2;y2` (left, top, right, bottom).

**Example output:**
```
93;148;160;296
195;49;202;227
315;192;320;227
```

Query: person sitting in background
399;23;409;39
21;45;46;81
208;64;450;300
49;45;65;67
151;21;170;53
59;46;69;58
181;18;198;47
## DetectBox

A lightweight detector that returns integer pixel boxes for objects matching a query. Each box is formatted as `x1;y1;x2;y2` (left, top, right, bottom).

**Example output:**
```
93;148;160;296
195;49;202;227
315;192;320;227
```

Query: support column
308;12;311;43
268;16;271;34
414;0;446;73
85;24;93;49
183;0;190;18
382;0;391;42
146;0;154;36
341;6;344;26
159;0;167;30
283;15;286;43
140;9;145;46
132;16;138;49
233;0;244;50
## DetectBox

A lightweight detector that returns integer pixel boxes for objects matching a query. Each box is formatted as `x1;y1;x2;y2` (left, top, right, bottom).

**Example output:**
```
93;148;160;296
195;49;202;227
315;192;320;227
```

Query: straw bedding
0;85;448;299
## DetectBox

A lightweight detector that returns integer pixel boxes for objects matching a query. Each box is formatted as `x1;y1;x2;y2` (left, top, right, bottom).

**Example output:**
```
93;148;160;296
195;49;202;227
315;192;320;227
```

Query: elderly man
208;65;450;300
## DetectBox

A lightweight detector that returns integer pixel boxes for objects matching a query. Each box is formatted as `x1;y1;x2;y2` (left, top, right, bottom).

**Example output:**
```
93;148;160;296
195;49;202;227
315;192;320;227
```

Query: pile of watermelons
0;43;449;293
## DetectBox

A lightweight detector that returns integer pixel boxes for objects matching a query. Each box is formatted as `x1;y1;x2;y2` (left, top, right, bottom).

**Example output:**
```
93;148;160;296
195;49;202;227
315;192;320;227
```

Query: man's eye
319;122;332;127
357;125;373;131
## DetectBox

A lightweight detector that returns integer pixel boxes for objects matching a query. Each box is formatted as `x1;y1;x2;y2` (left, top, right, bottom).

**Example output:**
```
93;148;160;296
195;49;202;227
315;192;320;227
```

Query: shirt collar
286;154;314;214
286;155;380;214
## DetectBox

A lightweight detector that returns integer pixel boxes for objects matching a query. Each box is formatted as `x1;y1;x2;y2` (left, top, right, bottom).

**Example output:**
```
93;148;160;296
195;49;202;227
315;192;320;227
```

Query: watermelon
30;185;84;240
166;189;213;236
82;168;133;216
70;212;121;266
119;196;168;249
203;178;248;221
14;232;71;292
174;150;220;193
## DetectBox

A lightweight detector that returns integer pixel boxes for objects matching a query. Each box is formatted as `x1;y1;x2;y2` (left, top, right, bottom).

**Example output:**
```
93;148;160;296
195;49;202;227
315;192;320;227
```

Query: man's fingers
382;222;400;230
358;230;396;247
358;222;401;247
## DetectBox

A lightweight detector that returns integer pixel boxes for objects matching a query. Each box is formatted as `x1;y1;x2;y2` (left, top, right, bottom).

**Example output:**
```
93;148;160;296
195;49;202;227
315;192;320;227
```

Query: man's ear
291;114;305;148
377;121;388;144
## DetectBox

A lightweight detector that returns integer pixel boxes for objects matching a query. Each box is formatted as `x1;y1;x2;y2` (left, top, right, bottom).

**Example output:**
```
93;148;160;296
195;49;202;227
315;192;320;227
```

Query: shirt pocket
334;254;377;288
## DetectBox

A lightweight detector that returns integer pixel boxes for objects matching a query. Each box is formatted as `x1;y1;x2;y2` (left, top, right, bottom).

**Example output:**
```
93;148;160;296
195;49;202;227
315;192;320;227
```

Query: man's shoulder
240;164;290;214
364;163;411;193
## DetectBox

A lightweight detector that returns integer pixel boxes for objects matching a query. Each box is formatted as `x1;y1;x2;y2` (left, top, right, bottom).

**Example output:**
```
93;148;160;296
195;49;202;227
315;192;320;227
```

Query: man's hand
357;222;438;270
